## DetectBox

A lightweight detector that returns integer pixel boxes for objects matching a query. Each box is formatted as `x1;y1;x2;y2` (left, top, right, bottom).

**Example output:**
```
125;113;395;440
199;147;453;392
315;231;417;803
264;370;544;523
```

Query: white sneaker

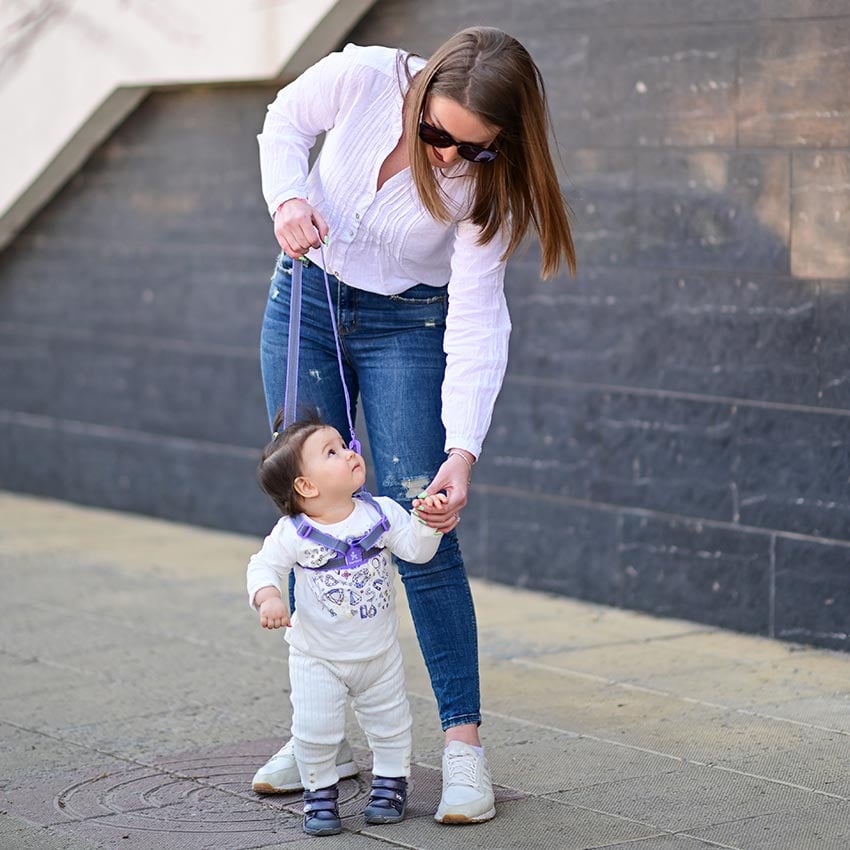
251;738;359;793
434;741;496;823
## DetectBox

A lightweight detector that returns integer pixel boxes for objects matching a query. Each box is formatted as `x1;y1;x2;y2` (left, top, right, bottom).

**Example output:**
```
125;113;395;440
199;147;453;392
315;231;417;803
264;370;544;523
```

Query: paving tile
597;838;731;850
554;762;825;832
747;694;850;733
51;696;291;760
712;716;850;797
686;797;850;850
537;641;838;710
481;657;744;761
0;680;203;734
488;735;681;795
250;836;402;850
0;653;107;700
0;723;127;788
0;816;98;850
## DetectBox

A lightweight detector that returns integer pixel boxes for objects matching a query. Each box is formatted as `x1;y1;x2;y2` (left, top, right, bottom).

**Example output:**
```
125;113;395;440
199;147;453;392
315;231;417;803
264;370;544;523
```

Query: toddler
246;410;444;836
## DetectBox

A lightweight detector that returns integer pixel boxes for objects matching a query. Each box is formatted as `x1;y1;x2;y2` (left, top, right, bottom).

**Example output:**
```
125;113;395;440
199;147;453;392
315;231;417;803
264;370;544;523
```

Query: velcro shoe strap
371;776;407;792
369;787;405;805
304;798;339;814
303;785;339;812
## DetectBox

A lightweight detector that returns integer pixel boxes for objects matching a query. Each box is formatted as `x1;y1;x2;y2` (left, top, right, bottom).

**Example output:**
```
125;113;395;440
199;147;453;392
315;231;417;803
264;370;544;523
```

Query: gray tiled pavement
1;491;848;849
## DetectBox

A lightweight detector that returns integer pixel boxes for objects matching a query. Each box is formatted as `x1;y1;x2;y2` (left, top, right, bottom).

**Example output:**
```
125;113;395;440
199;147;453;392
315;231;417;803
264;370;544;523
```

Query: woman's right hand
274;198;329;259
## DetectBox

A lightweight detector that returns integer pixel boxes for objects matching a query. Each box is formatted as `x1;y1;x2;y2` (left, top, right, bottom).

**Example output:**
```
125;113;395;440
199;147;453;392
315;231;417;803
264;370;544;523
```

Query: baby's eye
328;449;336;456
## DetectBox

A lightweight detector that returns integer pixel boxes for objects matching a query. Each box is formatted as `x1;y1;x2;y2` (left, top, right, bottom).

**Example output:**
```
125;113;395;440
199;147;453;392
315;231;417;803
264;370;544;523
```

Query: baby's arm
380;497;443;564
254;586;291;630
246;518;295;629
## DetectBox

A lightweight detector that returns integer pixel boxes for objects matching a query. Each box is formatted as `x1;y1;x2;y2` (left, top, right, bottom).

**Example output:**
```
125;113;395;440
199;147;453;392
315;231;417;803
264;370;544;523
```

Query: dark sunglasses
418;119;498;163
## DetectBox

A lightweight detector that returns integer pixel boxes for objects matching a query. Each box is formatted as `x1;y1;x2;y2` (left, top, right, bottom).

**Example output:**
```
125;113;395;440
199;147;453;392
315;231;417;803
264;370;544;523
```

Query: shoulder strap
353;492;390;552
293;493;391;570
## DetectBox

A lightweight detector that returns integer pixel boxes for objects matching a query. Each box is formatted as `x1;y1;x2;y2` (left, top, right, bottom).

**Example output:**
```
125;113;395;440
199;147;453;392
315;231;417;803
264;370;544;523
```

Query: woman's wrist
274;197;307;216
447;448;476;482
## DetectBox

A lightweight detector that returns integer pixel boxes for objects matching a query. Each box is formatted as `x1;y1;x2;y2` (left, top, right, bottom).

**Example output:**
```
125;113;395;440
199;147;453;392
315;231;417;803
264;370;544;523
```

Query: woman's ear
294;476;318;500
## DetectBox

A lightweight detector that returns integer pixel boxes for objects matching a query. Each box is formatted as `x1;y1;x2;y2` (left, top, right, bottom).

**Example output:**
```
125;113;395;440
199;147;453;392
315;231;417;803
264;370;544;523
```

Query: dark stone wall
1;1;849;649
0;87;282;534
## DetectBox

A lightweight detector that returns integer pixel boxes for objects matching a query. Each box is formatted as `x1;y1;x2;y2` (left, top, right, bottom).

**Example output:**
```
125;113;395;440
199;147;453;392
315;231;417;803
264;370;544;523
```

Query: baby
246;410;445;836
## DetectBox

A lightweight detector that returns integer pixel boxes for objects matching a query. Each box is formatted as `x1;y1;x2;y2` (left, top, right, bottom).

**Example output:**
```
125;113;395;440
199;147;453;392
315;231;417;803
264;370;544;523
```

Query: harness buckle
294;520;313;539
345;544;365;568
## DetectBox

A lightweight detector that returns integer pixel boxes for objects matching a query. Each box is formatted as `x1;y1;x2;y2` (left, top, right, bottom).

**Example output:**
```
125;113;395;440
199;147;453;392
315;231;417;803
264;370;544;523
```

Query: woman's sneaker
303;784;342;836
434;741;496;823
363;775;408;824
251;738;358;793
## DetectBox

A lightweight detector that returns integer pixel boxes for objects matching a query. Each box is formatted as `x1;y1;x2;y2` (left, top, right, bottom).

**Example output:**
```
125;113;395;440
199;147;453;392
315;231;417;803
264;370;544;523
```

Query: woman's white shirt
257;43;512;459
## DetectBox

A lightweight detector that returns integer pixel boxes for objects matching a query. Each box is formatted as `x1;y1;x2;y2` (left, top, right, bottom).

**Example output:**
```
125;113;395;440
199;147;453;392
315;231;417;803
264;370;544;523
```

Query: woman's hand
274;198;329;259
412;452;474;533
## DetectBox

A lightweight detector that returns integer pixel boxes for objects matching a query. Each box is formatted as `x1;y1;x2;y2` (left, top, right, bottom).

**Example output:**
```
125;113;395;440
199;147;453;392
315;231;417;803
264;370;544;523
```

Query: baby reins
283;247;389;567
284;246;361;455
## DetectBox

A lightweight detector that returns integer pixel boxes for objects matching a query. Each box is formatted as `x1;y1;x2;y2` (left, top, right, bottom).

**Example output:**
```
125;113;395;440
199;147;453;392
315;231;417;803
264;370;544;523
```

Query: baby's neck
303;496;357;526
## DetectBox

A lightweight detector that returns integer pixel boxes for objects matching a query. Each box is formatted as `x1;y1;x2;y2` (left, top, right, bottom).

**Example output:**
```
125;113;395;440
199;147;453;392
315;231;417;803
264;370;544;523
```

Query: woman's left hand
412;453;472;533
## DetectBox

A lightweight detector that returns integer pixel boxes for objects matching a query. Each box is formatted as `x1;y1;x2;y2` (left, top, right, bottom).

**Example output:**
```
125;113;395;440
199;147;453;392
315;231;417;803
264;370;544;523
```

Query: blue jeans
260;253;480;730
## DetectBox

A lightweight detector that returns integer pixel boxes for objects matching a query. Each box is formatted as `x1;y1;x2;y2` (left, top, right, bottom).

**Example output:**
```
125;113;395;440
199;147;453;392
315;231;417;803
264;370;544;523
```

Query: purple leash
282;257;302;428
283;248;361;455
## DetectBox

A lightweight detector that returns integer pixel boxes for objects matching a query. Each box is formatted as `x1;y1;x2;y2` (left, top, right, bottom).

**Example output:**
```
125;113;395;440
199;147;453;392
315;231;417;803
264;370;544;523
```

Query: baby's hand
412;492;449;529
259;597;291;630
415;492;448;510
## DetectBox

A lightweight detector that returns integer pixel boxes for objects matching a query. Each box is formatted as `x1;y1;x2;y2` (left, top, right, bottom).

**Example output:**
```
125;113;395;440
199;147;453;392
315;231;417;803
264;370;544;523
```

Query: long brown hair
403;26;576;279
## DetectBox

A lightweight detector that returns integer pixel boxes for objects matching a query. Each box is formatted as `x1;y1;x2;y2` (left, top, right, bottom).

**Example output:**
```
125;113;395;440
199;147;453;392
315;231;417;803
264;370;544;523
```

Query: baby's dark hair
258;408;327;516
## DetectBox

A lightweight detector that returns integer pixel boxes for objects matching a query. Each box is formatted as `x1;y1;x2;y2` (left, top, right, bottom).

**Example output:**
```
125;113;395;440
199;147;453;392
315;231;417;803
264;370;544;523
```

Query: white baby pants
288;640;412;790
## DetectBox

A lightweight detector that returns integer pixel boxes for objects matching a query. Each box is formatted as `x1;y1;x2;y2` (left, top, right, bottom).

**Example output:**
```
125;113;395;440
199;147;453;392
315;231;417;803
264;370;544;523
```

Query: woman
252;26;575;823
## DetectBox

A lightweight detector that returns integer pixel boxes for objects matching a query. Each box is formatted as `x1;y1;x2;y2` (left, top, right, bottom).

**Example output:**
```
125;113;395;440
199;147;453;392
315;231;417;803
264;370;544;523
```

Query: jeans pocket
389;286;448;326
388;285;446;307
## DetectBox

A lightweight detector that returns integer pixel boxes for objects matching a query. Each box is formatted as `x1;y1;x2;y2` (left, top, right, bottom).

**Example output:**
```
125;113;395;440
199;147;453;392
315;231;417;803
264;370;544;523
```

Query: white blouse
257;43;512;458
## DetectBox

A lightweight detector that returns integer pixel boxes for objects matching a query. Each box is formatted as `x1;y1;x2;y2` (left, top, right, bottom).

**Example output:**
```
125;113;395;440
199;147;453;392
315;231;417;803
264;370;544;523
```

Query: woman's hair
403;26;576;279
257;409;327;516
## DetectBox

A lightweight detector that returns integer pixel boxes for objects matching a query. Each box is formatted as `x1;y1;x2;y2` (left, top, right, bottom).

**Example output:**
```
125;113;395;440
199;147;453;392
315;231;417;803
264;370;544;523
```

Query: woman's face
422;94;501;169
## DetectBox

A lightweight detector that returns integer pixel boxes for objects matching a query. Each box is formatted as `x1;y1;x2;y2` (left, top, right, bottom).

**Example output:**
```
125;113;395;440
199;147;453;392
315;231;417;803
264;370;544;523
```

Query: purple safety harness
292;491;390;570
284;249;390;568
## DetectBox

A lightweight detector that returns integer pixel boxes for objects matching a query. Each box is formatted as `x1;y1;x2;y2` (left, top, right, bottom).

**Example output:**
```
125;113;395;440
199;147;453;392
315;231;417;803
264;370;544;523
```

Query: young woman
253;25;575;823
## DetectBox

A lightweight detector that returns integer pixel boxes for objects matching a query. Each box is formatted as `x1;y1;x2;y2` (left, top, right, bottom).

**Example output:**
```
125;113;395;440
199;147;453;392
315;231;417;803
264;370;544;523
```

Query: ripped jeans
259;253;480;730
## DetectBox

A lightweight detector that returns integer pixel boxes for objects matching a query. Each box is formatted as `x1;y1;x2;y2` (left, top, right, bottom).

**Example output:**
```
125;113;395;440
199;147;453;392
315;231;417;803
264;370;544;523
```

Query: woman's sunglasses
418;119;498;163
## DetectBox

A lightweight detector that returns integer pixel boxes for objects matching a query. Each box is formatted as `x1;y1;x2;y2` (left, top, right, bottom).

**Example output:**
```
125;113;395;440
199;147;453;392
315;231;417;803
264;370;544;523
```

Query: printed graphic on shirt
305;551;393;620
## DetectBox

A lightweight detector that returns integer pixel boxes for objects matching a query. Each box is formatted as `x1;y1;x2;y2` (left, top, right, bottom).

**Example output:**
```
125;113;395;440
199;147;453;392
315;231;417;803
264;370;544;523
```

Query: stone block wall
0;88;282;534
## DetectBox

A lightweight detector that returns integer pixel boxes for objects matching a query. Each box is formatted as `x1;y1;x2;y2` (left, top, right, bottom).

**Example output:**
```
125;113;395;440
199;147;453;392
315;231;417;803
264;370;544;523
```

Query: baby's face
299;427;366;499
